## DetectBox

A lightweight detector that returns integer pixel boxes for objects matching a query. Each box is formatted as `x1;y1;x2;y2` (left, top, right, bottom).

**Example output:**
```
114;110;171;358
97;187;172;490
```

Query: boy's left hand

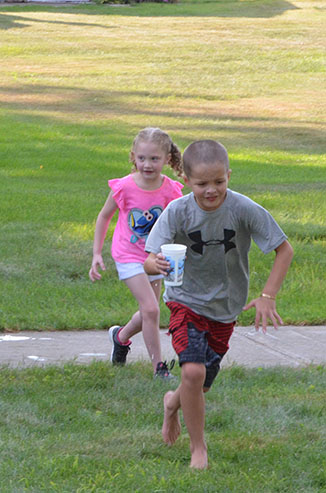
243;297;283;333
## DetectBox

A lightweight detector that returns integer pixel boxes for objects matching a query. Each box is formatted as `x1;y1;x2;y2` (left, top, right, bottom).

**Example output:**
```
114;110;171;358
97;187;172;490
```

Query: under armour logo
188;229;236;255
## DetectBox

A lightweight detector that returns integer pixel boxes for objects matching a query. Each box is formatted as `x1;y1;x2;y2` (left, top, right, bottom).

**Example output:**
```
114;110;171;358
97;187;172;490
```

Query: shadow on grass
0;0;300;31
0;84;325;156
0;10;117;29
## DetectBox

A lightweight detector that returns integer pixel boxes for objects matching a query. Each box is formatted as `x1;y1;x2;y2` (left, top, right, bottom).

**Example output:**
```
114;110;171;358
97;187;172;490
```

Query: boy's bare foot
162;391;181;445
190;448;208;470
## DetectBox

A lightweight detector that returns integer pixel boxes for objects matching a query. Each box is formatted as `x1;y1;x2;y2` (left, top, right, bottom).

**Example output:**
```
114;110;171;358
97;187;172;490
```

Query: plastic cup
161;244;187;287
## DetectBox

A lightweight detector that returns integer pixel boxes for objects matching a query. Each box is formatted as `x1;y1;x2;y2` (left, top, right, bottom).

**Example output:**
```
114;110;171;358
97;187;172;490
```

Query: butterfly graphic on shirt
188;229;236;255
128;206;163;243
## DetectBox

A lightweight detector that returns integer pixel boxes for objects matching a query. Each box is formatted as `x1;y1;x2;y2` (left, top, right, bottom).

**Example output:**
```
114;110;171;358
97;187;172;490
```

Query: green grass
0;0;325;329
1;362;326;491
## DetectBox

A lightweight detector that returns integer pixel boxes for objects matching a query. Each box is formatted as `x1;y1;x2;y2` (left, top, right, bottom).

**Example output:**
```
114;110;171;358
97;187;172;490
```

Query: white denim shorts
115;261;163;282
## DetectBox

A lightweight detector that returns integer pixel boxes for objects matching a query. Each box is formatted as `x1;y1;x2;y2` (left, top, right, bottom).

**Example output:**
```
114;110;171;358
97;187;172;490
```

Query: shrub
99;0;177;4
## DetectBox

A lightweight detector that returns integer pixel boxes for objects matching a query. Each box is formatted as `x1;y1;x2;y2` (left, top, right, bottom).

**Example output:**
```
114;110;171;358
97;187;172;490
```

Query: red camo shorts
166;301;235;388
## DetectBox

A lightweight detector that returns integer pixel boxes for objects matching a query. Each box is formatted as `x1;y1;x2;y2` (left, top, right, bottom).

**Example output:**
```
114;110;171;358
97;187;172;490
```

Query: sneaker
155;360;175;381
108;325;131;365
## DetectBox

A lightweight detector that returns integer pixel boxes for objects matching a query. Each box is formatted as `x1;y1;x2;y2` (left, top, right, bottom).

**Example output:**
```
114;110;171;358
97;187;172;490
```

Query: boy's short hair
182;140;229;177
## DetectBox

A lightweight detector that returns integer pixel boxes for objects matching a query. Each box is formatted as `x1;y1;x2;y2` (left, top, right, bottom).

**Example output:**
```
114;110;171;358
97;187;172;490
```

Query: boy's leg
162;387;182;445
162;362;208;470
121;274;161;371
180;362;208;469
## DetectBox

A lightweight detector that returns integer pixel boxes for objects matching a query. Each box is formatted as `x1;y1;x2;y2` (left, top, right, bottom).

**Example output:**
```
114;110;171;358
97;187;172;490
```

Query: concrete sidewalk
0;326;325;369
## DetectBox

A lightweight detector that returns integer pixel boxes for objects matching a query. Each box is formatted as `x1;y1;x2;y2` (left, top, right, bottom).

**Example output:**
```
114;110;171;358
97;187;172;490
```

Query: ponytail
168;141;183;177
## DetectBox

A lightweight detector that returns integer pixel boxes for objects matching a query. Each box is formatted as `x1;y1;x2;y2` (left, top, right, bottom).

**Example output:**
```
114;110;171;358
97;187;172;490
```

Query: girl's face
132;141;169;183
184;162;231;211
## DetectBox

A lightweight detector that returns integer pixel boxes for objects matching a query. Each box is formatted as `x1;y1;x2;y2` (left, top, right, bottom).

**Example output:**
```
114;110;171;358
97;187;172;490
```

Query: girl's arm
89;192;118;282
243;240;294;332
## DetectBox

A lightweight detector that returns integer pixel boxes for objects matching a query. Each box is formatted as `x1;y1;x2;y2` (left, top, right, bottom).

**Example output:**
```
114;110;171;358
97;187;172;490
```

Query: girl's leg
118;311;142;342
180;362;208;469
119;273;161;371
119;278;162;342
150;277;162;304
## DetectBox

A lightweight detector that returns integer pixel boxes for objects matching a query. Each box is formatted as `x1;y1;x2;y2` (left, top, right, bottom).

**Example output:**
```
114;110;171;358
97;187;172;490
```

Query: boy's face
184;162;231;211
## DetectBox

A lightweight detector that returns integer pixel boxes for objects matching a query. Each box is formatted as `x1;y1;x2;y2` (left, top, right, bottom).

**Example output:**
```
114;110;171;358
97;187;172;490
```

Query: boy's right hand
89;254;106;282
155;253;171;276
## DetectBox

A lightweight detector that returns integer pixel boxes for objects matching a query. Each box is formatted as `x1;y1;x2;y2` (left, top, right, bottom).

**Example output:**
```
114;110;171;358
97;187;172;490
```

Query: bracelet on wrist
261;293;275;300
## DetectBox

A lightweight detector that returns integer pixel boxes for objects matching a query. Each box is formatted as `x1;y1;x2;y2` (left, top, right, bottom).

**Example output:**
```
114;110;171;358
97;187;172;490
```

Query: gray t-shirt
145;189;287;323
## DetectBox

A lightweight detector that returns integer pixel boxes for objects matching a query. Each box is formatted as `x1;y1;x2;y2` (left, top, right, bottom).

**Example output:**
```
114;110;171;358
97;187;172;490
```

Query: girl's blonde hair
130;127;183;177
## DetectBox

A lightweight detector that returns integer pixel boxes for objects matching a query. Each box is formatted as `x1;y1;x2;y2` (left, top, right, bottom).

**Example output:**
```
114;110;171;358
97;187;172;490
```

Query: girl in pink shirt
89;128;183;379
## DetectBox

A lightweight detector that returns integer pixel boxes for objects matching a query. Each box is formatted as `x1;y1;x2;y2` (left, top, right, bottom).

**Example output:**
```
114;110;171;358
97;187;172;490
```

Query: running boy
144;139;293;469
